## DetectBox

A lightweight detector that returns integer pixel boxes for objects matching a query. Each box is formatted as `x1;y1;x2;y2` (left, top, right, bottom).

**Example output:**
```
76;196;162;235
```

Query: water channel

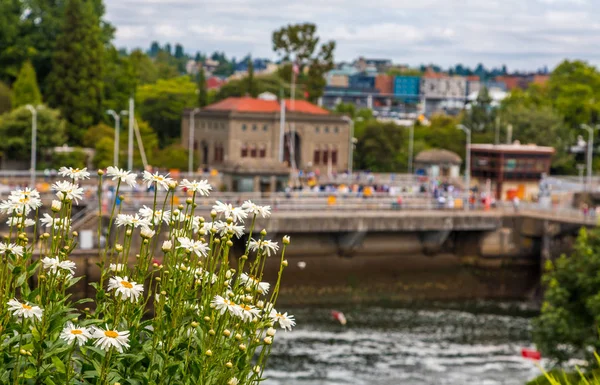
264;303;542;385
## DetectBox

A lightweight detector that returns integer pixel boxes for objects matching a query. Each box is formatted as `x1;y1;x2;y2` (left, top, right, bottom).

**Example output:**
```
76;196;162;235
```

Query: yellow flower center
22;304;32;310
70;330;83;335
241;305;252;311
225;300;236;306
156;176;164;181
74;168;80;172
120;280;133;289
104;330;119;338
276;313;283;319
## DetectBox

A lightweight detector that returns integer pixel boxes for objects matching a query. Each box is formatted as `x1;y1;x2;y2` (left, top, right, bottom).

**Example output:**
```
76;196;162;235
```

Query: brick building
181;97;351;191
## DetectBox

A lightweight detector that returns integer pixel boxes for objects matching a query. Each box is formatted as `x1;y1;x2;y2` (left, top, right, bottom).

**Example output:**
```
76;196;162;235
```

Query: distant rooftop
470;142;555;154
202;97;330;115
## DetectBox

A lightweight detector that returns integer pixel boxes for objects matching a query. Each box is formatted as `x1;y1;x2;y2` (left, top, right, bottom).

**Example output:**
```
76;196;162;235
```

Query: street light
581;124;598;190
106;109;128;166
25;105;40;188
341;116;356;176
457;124;471;209
189;108;201;175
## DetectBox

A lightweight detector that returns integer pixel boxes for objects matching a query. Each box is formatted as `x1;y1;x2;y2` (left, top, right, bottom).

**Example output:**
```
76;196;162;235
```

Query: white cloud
104;0;600;70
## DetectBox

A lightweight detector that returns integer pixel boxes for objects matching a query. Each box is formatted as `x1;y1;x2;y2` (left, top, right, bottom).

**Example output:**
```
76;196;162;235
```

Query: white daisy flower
180;179;212;195
269;309;296;331
241;200;271;218
92;326;130;353
115;214;150;229
6;217;35;227
106;167;137;187
177;237;209;258
0;188;42;215
248;239;279;257
236;303;260;322
60;322;92;346
211;295;240;317
7;298;43;321
58;167;90;181
239;273;270;294
140;227;155;239
58;260;77;276
138;206;171;225
109;263;125;273
215;221;244;238
107;276;144;302
161;240;172;252
142;171;173;191
52;181;84;204
213;201;248;223
0;242;23;257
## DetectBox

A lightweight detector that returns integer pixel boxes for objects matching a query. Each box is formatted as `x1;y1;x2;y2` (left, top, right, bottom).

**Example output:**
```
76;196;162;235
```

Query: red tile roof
206;77;224;90
204;97;329;115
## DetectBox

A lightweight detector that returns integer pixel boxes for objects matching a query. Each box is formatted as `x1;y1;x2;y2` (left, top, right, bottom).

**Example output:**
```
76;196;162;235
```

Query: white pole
342;116;354;176
128;97;134;170
26;105;37;188
188;108;200;174
457;124;471;210
408;124;414;174
279;98;285;162
106;110;120;166
582;124;595;190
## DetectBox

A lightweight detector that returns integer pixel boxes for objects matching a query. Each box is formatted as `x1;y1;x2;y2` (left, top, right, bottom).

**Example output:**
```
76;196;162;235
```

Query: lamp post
457;124;471;209
581;124;597;190
106;109;128;166
25;105;39;188
342;116;355;176
408;124;414;174
188;108;201;175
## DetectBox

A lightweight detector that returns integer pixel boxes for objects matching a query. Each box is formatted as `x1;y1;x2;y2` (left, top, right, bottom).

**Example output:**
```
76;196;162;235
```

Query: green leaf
51;355;66;374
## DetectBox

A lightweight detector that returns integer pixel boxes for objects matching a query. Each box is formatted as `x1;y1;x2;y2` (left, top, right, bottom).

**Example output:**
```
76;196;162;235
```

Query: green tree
197;67;208;107
355;121;406;172
130;49;160;85
0;0;26;83
533;227;600;365
0;82;11;114
247;58;256;97
499;102;572;173
0;105;67;164
155;51;180;80
136;76;196;144
11;61;42;108
93;136;114;169
272;23;336;102
103;46;136;114
47;0;104;144
155;144;192;169
216;74;302;102
461;87;496;132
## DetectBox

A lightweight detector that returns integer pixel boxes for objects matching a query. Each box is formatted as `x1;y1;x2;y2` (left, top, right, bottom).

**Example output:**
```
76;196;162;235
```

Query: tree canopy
11;60;42;108
136;77;196;145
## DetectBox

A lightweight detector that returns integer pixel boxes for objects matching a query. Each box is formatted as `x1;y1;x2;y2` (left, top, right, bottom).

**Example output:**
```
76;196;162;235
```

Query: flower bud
204;316;210;322
238;343;246;351
264;337;272;345
223;329;231;337
141;227;155;239
225;362;233;369
209;329;216;336
97;169;104;176
72;231;78;237
191;321;199;328
227;240;233;247
210;209;217;218
125;229;132;237
283;235;291;245
178;204;184;210
205;349;212;356
253;365;261;374
154;277;161;281
115;244;123;252
267;327;276;337
235;333;242;341
51;200;62;212
168;181;178;190
260;229;267;236
240;254;248;261
161;240;172;252
282;260;288;267
225;270;232;279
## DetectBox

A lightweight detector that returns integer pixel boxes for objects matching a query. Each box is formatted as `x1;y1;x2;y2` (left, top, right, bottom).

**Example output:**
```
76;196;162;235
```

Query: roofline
184;108;349;123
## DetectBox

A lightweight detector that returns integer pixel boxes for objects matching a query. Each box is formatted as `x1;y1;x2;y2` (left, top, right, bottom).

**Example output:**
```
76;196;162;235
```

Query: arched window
259;144;266;158
241;144;248;158
250;144;257;158
313;145;321;164
331;146;338;165
322;144;329;165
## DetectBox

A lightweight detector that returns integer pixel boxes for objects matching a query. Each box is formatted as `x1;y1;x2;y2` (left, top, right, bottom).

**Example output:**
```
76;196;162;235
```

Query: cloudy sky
105;0;600;71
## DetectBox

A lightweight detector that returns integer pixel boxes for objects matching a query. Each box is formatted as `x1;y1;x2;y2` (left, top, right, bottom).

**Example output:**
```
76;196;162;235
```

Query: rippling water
263;305;542;385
